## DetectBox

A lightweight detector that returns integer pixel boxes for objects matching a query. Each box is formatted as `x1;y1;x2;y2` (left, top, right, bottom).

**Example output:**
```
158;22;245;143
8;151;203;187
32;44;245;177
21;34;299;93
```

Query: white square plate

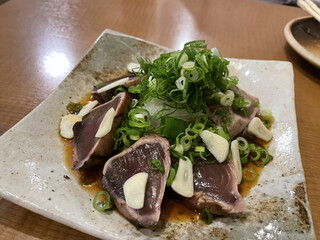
0;30;316;240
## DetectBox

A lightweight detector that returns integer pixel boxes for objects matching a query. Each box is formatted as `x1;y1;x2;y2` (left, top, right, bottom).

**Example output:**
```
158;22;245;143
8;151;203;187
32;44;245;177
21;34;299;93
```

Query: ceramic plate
0;30;316;240
284;16;320;68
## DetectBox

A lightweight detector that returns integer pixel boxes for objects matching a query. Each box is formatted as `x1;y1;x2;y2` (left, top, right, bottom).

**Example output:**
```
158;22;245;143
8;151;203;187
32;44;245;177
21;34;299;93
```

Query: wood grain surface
0;0;319;239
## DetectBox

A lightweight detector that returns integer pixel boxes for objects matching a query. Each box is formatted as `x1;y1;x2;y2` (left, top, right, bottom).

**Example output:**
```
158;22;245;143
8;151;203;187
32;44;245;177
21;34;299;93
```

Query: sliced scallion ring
185;126;198;139
189;69;199;81
251;149;261;161
93;191;113;212
242;167;257;182
260;109;273;120
178;52;189;68
192;123;205;133
252;149;270;166
176;76;186;90
182;61;195;69
236;137;248;151
180;135;193;151
220;91;234;106
129;135;140;141
244;98;252;107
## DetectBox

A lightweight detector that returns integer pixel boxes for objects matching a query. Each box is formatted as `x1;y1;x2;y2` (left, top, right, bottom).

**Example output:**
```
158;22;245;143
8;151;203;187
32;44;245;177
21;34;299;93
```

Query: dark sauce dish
284;16;320;68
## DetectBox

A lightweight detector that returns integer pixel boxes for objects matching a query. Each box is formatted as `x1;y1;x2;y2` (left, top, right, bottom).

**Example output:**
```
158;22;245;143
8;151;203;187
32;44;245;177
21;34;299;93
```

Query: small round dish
284;16;320;68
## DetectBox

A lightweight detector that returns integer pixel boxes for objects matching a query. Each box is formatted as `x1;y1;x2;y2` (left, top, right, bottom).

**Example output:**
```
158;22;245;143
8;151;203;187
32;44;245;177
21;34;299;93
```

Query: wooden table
0;0;319;239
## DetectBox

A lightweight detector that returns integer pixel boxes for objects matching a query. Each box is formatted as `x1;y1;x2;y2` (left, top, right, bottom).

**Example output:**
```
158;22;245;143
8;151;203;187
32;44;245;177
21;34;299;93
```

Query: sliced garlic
59;114;82;139
199;130;229;163
231;140;242;185
97;77;129;93
171;157;194;198
247;117;273;142
123;172;148;209
127;62;141;73
77;100;98;118
95;108;116;138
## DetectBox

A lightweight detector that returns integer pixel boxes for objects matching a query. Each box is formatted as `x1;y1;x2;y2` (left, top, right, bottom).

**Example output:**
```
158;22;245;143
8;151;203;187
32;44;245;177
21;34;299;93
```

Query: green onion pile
92;40;274;223
111;40;273;179
114;40;245;151
129;40;238;113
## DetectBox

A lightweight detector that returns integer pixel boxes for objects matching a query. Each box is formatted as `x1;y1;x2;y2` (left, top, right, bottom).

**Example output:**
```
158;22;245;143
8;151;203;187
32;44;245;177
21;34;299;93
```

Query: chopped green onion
178;52;188;68
248;143;256;151
185;126;198;139
66;102;83;114
166;167;176;186
203;160;216;164
189;151;211;164
241;155;249;164
189;152;196;164
96;82;104;87
259;109;274;129
130;99;139;108
264;120;272;129
252;149;270;166
220;94;233;106
202;54;208;67
176;76;186;90
93;191;113;211
169;146;186;160
182;61;195;69
220;90;235;107
211;92;224;102
211;48;221;58
180;135;193;151
236;137;248;151
251;149;261;161
192;123;205;133
189;69;199;81
128;108;150;128
150;159;165;173
260;109;273;120
233;96;250;116
114;86;127;94
242;167;257;182
201;208;213;224
244;98;252;107
129;135;140;141
173;143;184;155
195;146;205;152
214;127;230;141
134;40;238;113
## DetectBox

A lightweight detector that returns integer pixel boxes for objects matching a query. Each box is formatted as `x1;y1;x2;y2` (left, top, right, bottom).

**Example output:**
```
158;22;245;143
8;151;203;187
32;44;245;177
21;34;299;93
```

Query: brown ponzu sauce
62;93;269;221
63;139;266;221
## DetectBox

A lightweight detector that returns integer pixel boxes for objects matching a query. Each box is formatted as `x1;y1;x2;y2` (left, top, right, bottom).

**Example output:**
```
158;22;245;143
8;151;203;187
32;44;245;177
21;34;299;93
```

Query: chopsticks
297;0;320;22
